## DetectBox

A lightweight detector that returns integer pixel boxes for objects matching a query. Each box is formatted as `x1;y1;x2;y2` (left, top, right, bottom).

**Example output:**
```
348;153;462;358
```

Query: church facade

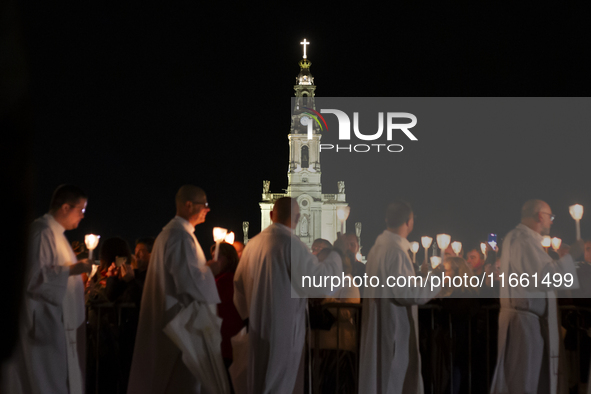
260;40;348;248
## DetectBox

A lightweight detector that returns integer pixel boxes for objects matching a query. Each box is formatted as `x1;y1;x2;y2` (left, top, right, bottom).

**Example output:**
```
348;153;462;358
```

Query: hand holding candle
213;227;228;261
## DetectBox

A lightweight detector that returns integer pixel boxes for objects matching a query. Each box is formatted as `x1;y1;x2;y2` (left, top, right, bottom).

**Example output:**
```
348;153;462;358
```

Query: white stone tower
260;39;348;248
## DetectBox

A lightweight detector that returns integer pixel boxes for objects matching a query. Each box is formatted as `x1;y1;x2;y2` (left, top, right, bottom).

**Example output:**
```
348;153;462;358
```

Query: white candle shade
85;234;100;250
336;206;351;221
541;236;552;248
421;236;433;249
436;234;451;250
451;241;462;255
569;204;584;220
410;242;420;254
224;232;235;245
430;256;442;269
551;237;562;252
213;227;228;242
480;243;487;256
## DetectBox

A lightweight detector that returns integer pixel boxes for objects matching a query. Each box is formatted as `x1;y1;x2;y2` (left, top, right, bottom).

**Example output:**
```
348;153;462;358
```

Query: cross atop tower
300;39;310;59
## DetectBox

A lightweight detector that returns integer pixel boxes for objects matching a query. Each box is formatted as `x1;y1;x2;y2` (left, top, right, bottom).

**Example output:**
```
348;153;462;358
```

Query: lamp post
213;227;228;261
422;236;433;267
410;242;419;264
85;234;100;263
541;236;551;253
451;241;462;257
569;204;584;240
336;206;350;234
437;234;451;264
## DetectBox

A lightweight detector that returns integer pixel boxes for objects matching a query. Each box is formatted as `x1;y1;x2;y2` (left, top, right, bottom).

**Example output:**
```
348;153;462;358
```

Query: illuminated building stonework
260;40;348;248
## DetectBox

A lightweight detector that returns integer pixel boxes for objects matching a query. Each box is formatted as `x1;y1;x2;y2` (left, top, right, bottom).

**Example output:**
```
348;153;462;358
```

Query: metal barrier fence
86;302;591;394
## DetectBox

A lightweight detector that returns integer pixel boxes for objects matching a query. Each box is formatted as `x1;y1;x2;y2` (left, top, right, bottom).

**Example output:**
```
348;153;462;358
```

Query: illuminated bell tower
260;39;347;248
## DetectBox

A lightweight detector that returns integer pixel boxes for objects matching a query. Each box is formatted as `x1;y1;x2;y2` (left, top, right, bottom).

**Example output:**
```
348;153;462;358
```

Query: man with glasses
3;185;92;394
128;185;222;394
490;199;584;394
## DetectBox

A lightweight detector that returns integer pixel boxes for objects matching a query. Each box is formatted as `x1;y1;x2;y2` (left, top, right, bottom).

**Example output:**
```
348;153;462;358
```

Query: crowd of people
2;184;590;394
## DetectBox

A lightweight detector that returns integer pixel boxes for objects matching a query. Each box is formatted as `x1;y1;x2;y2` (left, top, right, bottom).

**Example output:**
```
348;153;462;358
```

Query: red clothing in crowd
215;270;244;360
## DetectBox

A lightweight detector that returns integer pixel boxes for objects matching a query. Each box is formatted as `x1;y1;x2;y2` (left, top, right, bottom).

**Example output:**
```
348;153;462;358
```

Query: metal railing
85;301;591;394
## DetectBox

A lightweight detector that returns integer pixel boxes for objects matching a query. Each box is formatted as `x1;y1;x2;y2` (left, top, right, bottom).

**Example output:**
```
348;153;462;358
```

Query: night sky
16;3;591;257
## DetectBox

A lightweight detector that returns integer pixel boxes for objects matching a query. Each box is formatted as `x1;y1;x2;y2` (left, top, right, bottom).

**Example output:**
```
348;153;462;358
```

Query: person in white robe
490;199;584;394
127;185;221;394
2;185;92;394
233;197;343;394
358;200;441;394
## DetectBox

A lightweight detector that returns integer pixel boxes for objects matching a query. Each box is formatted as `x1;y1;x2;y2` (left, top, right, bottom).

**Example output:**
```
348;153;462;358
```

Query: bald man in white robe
128;185;221;394
233;197;343;394
490;199;584;394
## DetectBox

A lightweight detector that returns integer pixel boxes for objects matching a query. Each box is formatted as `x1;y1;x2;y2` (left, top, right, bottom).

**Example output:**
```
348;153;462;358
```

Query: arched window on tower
301;145;309;169
302;92;308;107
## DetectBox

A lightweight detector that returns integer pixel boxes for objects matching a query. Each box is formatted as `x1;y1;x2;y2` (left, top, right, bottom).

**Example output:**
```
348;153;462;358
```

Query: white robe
233;223;343;394
2;213;85;394
127;216;220;394
358;230;440;394
490;223;578;394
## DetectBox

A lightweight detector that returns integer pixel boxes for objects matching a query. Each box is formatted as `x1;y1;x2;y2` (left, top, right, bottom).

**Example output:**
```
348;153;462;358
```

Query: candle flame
410;241;420;254
85;234;100;250
213;227;228;242
541;236;552;248
224;232;235;244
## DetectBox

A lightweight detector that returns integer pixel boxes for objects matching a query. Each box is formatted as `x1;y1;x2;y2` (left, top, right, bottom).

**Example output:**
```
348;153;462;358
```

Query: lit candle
437;234;451;262
480;242;487;259
541;235;551;253
213;227;228;261
569;204;584;240
430;256;442;269
224;232;235;245
551;237;562;253
336;206;350;234
410;241;419;264
422;236;432;267
85;234;100;263
451;241;462;256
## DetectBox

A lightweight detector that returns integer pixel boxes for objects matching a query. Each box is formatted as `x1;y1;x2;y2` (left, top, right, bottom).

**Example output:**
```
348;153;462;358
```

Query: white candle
569;204;584;240
213;227;228;261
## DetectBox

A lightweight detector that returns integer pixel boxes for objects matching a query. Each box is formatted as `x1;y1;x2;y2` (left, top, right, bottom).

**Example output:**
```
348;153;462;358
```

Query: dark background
16;3;591;256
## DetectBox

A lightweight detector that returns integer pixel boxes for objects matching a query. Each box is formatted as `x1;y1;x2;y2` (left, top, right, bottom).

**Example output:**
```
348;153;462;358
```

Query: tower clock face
300;115;310;126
